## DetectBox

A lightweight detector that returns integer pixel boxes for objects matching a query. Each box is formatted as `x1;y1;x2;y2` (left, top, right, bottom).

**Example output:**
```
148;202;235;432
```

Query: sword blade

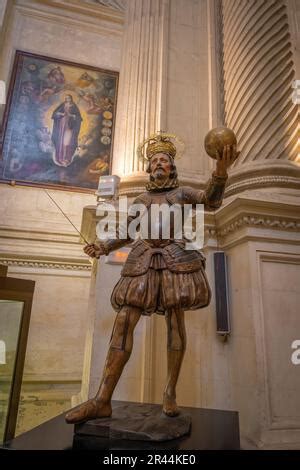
44;189;89;245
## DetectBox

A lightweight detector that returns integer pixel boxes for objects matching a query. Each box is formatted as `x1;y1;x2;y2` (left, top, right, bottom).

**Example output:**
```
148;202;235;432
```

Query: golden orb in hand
204;127;237;159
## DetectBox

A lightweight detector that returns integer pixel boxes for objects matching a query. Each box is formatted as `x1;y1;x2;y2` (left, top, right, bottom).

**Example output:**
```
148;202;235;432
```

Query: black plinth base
75;402;191;441
3;400;240;450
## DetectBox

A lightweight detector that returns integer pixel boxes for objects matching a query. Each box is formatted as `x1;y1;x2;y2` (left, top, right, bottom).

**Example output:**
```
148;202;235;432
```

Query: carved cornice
0;257;91;271
203;207;300;247
225;161;300;196
218;214;300;239
15;0;124;36
0;226;81;244
226;174;300;197
0;225;92;271
212;193;300;248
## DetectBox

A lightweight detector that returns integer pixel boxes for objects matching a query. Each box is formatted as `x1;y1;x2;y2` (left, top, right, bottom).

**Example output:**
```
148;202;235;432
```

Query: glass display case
0;268;35;443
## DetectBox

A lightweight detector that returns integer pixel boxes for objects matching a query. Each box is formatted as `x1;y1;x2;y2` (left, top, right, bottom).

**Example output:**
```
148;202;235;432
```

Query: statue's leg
65;305;141;424
163;306;186;417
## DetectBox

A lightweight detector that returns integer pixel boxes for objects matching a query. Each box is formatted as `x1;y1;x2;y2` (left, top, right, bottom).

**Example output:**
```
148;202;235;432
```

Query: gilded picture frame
0;51;119;192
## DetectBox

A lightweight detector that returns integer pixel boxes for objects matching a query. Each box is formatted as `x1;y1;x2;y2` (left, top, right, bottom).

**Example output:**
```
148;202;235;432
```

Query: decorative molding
218;214;300;239
222;0;298;165
204;192;300;248
226;174;300;197
0;225;92;271
204;225;217;239
0;226;82;243
0;258;91;271
223;158;300;196
15;0;124;37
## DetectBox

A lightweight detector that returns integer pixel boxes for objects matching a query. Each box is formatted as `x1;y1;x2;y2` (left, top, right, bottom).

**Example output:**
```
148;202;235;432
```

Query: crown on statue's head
146;135;177;160
137;131;184;162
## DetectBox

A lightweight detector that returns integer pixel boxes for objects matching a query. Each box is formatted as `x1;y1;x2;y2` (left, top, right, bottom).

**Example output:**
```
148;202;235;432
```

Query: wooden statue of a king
65;131;239;424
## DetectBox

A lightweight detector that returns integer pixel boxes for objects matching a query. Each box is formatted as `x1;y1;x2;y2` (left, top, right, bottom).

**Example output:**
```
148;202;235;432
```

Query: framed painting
0;51;119;192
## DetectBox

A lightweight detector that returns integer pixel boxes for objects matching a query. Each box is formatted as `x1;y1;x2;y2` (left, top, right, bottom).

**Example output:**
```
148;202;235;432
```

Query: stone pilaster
112;0;170;193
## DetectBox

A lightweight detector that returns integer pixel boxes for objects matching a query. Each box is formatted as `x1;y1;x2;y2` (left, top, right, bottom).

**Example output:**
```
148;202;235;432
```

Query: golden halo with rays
137;131;185;161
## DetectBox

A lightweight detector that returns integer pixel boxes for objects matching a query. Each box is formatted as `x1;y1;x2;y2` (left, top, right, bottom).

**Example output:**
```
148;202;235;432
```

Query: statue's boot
163;349;184;417
65;348;130;424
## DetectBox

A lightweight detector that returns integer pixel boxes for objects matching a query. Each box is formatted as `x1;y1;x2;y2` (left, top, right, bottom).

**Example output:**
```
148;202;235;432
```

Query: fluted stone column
216;0;300;450
221;0;300;195
112;0;169;192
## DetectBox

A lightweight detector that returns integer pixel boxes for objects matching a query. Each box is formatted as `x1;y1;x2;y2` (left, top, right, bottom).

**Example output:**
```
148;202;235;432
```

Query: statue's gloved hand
215;144;240;177
83;244;104;259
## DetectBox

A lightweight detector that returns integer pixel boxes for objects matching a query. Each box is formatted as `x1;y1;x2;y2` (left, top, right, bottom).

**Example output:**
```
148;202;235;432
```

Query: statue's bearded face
149;153;172;181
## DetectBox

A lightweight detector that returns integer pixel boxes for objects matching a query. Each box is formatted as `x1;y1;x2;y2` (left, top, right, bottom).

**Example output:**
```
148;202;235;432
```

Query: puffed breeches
111;257;211;316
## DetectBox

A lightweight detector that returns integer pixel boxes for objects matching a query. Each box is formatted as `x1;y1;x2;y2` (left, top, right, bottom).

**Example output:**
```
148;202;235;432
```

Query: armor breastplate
138;192;183;248
120;187;208;277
